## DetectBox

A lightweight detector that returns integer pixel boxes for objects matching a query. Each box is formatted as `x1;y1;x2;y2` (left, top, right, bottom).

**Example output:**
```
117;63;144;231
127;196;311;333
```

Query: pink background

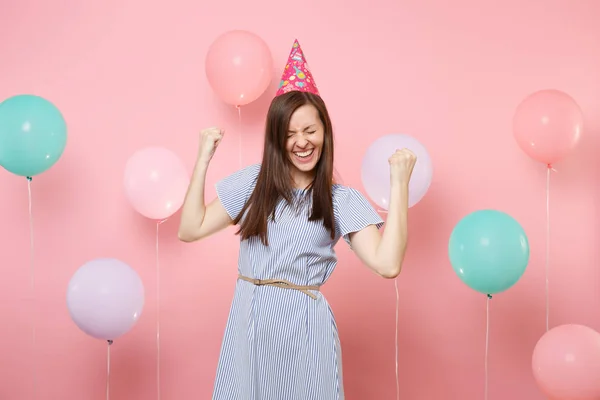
1;0;600;399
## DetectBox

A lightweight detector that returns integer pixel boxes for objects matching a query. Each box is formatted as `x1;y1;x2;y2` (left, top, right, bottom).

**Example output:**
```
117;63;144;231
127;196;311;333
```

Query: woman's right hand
197;127;224;165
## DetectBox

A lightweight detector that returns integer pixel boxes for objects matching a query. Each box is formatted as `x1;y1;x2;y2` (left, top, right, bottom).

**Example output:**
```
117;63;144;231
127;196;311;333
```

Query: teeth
294;149;314;158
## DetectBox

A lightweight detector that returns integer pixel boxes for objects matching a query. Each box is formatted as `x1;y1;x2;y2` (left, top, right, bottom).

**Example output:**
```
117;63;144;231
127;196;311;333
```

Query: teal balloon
448;209;529;295
0;94;67;177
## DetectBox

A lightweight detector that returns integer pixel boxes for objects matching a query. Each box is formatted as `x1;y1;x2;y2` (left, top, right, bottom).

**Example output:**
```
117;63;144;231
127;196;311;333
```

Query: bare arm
177;127;232;242
348;148;416;279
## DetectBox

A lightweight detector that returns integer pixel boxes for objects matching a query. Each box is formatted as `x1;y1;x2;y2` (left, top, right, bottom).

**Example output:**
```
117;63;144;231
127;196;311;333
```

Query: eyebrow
288;124;316;132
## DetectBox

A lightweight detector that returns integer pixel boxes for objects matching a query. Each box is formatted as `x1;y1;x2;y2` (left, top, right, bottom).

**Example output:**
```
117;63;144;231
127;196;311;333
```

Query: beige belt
238;274;320;300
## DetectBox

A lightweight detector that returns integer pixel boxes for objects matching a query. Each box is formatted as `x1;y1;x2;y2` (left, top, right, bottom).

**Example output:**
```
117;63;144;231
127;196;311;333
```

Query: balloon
123;147;189;220
360;134;433;209
513;89;583;166
66;258;145;341
532;324;600;399
205;30;273;106
448;209;529;295
0;94;67;177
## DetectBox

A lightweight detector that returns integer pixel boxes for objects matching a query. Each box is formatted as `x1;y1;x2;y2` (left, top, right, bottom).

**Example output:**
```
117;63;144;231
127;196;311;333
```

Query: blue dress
212;164;384;400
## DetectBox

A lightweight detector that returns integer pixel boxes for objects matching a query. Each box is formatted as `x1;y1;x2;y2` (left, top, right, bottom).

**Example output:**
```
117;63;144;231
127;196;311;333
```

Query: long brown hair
232;91;335;245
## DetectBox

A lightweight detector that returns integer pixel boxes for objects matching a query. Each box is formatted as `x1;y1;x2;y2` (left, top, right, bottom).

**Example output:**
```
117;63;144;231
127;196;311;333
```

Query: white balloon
360;134;433;209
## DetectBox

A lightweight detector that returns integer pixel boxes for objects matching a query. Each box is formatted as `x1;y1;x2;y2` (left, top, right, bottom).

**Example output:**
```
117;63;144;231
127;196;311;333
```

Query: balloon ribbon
156;219;166;400
106;340;113;400
377;208;400;399
236;105;242;168
394;278;399;400
484;294;491;400
545;164;554;332
27;177;37;400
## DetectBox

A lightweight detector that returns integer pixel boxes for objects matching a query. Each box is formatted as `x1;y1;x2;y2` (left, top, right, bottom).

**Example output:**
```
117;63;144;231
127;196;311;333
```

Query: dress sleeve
334;187;385;246
215;163;261;222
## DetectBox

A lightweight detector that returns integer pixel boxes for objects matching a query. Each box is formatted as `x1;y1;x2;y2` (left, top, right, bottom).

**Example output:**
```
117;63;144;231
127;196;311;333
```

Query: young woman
178;40;416;400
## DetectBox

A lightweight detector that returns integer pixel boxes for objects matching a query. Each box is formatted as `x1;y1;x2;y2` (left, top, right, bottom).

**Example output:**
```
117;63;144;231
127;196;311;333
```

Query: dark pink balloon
205;30;273;106
513;89;583;166
532;324;600;400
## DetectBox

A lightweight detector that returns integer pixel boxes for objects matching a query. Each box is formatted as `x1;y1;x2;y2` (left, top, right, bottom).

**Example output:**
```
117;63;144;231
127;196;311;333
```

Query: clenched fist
198;127;224;165
389;148;417;185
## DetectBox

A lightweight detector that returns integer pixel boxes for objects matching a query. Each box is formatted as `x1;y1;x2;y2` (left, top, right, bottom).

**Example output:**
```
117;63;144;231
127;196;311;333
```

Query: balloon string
485;294;491;400
156;219;166;400
106;340;113;400
236;105;242;168
394;278;399;400
545;165;551;332
375;208;399;398
27;176;37;400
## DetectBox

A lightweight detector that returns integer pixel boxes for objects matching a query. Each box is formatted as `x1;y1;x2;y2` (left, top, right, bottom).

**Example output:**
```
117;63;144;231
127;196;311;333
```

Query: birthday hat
275;39;320;97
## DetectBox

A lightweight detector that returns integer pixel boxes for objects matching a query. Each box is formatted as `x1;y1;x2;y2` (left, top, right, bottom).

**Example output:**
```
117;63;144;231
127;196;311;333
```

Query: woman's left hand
389;148;417;186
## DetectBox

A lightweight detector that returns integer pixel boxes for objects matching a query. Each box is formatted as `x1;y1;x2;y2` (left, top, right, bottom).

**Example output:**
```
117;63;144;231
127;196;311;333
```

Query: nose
296;136;309;148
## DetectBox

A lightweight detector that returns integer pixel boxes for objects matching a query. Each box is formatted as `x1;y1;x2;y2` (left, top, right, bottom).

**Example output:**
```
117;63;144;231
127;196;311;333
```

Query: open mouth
294;149;314;158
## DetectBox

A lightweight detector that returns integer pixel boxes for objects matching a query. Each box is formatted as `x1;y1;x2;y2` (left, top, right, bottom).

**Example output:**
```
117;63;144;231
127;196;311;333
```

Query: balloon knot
487;294;492;299
107;340;113;345
26;176;32;181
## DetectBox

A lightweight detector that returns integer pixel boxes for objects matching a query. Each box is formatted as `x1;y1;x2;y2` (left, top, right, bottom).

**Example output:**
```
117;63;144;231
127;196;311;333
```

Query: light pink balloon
123;147;189;220
205;30;273;106
532;324;600;400
513;89;583;166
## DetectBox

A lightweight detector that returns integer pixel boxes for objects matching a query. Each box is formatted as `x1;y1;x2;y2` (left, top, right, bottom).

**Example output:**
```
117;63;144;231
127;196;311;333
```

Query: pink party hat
275;39;320;97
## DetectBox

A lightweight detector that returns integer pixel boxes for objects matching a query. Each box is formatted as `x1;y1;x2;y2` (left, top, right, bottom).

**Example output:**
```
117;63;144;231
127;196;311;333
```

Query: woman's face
285;104;324;184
